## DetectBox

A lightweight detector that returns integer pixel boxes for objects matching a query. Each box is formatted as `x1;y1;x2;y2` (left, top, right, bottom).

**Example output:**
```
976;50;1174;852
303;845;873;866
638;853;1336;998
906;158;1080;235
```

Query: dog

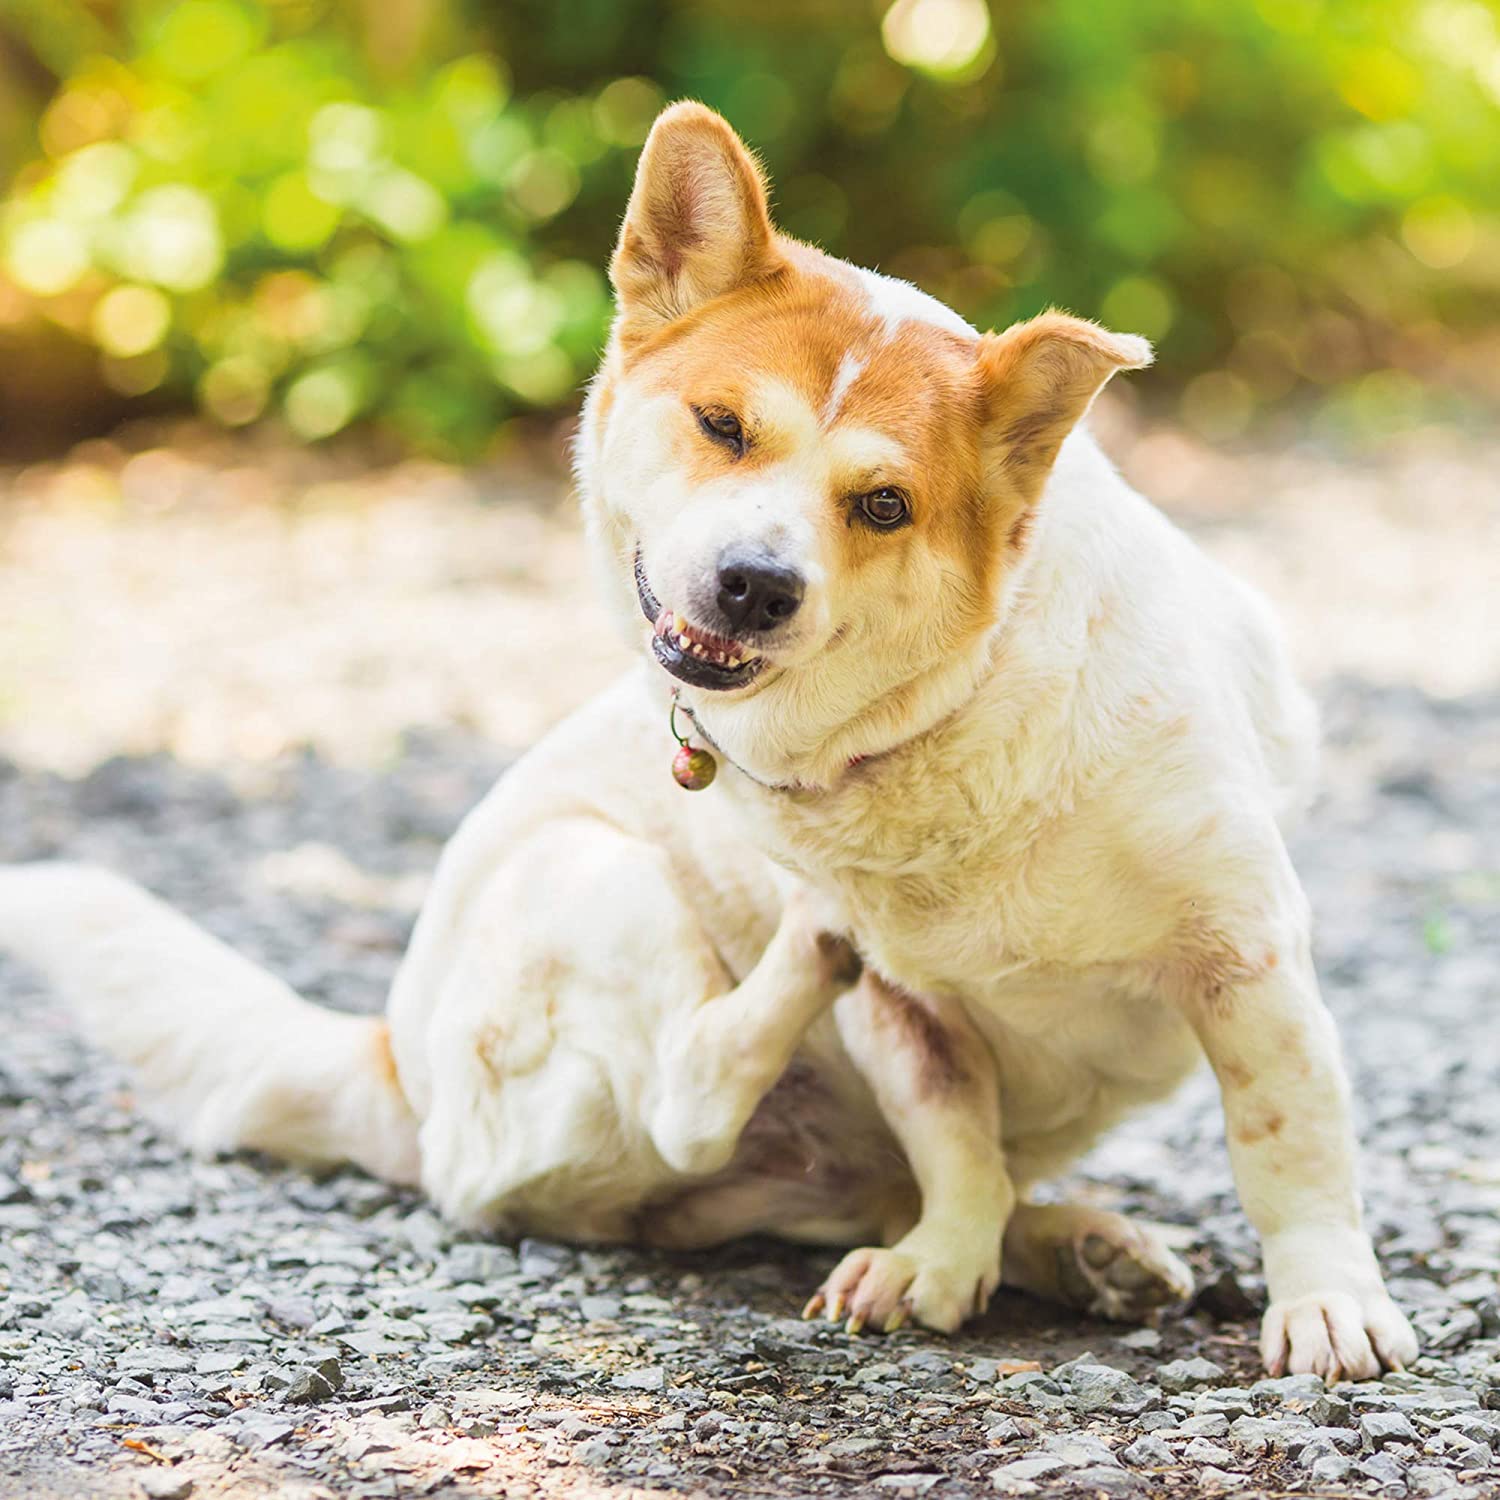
0;102;1416;1380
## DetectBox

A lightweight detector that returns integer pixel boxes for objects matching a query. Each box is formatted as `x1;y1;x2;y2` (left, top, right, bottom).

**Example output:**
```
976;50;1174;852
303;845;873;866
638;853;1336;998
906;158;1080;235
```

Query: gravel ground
1;423;1497;1498
2;680;1498;1500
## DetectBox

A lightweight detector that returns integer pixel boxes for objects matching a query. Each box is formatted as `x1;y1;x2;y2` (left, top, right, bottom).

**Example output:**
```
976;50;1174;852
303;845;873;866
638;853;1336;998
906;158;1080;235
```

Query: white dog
0;103;1416;1380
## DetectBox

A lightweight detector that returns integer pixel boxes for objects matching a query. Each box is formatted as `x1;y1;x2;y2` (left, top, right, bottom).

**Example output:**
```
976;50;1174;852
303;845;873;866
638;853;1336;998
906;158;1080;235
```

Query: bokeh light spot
92;285;172;356
263;174;341;252
1180;370;1254;440
285;364;362;439
52;143;138;221
200;356;271;425
361;170;447;243
1101;275;1174;341
506;150;580;221
1402;195;1475;269
151;0;263;81
594;78;666;146
4;219;91;295
881;0;992;77
109;185;224;292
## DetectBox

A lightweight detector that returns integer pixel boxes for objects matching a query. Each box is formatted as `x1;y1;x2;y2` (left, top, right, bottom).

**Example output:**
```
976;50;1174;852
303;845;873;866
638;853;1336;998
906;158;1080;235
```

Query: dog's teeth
692;644;706;658
727;655;741;667
677;633;691;648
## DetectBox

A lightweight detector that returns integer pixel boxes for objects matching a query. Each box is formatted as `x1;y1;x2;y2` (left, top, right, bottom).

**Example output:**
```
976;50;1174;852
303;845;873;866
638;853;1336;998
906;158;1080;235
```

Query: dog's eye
696;407;745;454
857;486;911;529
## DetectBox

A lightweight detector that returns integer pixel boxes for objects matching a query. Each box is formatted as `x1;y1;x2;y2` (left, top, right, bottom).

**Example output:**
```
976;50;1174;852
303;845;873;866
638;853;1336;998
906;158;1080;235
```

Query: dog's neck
677;629;1002;796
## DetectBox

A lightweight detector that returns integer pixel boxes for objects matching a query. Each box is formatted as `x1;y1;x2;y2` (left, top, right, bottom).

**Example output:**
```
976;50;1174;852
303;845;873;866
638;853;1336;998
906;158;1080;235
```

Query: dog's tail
0;862;421;1185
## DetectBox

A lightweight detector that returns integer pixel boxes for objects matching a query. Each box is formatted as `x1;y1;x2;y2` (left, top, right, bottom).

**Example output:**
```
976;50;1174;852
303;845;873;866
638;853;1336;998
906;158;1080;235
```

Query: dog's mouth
634;552;767;692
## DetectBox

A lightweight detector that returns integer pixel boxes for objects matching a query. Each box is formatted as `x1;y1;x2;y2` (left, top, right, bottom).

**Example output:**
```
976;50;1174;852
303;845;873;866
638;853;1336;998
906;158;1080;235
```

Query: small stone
1434;1428;1490;1467
444;1242;517;1284
140;1473;195;1500
235;1417;294;1450
1308;1393;1353;1426
1158;1357;1226;1394
874;1478;941;1496
1199;1467;1250;1491
418;1403;451;1429
1180;1414;1232;1438
264;1294;317;1330
1184;1437;1236;1467
1115;1327;1162;1352
989;1476;1039;1497
1070;1468;1139;1495
1424;1308;1484;1351
1363;1411;1420;1448
107;1394;162;1420
1251;1372;1325;1403
1228;1415;1315;1454
1066;1363;1150;1415
611;1366;666;1393
1039;1433;1120;1468
280;1367;334;1405
823;1436;881;1457
1359;1451;1412;1489
1193;1388;1256;1417
1139;1411;1180;1432
1299;1436;1348;1470
421;1311;494;1344
518;1238;573;1280
1309;1454;1355;1485
402;1209;448;1260
993;1455;1070;1482
1121;1433;1174;1467
1407;1464;1472;1496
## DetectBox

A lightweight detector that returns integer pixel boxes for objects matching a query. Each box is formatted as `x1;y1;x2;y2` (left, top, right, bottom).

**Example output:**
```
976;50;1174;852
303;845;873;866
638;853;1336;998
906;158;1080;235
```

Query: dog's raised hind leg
806;973;1013;1335
647;888;863;1177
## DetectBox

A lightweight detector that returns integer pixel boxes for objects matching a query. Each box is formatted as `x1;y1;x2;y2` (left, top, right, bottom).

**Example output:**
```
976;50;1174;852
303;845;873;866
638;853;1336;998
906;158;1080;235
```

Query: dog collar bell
669;691;717;790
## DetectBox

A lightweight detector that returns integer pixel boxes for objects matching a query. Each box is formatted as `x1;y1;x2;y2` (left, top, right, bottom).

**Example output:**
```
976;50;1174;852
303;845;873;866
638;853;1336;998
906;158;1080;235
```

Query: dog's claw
845;1313;866;1336
801;1293;825;1321
883;1303;909;1334
827;1293;846;1323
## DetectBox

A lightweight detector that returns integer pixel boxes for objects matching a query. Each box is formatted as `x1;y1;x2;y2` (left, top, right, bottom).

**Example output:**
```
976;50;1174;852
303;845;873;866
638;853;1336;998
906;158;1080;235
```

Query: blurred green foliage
0;0;1495;454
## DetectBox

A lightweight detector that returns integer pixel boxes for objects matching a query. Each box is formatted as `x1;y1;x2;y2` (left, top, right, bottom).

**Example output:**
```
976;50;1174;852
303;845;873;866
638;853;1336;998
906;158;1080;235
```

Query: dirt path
1;419;1497;1499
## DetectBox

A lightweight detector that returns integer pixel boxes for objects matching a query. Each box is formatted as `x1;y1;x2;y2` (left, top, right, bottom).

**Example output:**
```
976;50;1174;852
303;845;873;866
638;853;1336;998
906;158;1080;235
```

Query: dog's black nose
716;551;805;634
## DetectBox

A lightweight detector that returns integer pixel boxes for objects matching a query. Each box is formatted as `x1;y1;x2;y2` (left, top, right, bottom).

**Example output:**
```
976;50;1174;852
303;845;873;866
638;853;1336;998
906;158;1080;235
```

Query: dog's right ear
610;102;783;348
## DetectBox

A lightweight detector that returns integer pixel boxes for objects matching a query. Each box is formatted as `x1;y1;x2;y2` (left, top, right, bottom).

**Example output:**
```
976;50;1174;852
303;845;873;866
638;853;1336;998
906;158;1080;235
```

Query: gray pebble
1120;1432;1174;1467
1365;1410;1422;1448
1158;1356;1226;1394
140;1473;195;1500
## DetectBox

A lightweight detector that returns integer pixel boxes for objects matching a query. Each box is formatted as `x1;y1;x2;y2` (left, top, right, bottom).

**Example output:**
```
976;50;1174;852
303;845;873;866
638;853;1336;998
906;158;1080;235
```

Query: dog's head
577;103;1150;785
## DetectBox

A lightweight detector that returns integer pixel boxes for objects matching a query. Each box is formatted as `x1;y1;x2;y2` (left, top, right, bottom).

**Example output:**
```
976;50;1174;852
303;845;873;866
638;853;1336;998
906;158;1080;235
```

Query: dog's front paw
802;1241;998;1336
1260;1290;1417;1381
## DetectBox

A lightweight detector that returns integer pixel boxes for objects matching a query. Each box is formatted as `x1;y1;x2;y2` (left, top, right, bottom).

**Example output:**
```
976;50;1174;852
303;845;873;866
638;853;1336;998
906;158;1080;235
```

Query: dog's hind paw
1052;1222;1194;1322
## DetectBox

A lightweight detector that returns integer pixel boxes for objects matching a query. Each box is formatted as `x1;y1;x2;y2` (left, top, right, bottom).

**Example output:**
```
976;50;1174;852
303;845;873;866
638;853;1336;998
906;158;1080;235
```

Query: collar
676;699;871;794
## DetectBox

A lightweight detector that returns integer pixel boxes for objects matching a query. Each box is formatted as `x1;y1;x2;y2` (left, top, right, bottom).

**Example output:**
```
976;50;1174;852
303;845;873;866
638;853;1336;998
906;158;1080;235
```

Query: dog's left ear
610;101;784;347
977;312;1152;498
